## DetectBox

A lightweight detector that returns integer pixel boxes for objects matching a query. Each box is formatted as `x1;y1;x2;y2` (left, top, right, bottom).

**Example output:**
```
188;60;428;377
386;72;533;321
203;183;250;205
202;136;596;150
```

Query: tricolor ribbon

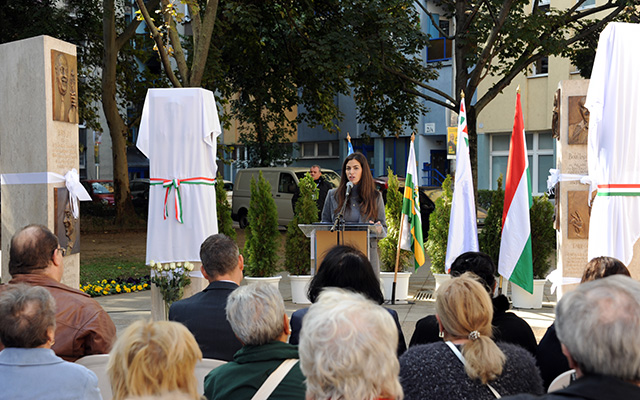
596;184;640;196
0;168;91;219
150;177;216;223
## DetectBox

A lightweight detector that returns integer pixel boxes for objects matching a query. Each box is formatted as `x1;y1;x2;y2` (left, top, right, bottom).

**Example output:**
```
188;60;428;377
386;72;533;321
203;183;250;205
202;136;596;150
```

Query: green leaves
426;175;453;274
284;173;319;275
244;171;281;277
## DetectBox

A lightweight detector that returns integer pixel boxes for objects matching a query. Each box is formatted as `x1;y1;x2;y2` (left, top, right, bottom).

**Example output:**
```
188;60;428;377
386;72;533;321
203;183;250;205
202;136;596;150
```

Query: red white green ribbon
150;177;216;223
597;184;640;196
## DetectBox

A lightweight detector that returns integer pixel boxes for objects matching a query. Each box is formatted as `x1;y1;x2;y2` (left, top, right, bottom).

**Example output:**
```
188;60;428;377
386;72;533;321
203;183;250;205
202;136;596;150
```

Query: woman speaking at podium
322;152;386;275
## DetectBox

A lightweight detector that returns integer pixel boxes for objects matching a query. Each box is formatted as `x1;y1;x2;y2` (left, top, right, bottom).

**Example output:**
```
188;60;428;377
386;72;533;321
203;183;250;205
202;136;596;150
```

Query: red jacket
2;274;116;361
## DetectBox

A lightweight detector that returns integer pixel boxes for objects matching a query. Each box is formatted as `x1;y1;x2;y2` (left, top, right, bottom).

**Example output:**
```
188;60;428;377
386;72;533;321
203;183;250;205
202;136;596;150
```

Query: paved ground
97;263;557;344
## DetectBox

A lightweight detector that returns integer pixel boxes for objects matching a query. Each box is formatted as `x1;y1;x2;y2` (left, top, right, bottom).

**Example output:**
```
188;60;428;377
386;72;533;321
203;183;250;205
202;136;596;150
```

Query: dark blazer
501;374;640;400
409;295;537;356
169;280;242;361
289;306;407;357
536;323;570;390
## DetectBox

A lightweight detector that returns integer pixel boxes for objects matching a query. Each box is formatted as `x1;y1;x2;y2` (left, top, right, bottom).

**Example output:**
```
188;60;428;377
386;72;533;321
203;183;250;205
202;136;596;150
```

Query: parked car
130;178;150;213
81;180;115;206
232;167;339;228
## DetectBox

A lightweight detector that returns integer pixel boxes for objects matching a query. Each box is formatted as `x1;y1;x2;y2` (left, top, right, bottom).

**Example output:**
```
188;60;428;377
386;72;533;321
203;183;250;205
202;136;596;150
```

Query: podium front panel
316;230;368;268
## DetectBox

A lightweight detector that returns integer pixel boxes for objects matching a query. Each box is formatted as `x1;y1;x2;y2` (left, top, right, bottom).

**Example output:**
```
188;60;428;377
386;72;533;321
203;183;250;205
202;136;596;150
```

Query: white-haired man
203;283;305;400
503;275;640;399
299;288;404;400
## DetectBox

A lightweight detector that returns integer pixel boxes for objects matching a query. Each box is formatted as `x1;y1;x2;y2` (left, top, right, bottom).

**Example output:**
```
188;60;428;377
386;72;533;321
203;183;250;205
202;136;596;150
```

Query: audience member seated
203;283;306;400
289;245;407;356
0;224;116;361
503;275;640;399
400;273;543;399
169;234;243;361
107;320;203;400
536;256;631;389
0;284;102;399
299;288;404;400
409;251;537;356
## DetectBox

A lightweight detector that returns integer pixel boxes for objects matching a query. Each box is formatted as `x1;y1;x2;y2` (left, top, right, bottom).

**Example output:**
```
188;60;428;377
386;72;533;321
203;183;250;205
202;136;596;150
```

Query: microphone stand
331;187;352;245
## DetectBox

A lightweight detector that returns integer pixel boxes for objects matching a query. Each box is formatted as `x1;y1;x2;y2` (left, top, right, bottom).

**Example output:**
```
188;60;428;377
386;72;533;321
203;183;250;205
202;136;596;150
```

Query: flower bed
80;276;151;297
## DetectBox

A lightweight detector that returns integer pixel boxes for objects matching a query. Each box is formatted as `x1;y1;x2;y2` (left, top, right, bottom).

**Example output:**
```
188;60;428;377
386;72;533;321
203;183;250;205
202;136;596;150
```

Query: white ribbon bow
1;168;91;219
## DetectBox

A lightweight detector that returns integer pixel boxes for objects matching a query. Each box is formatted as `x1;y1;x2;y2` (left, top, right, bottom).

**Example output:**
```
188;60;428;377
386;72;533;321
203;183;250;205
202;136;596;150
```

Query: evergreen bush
379;168;412;272
530;194;556;279
425;175;452;274
284;173;319;275
479;175;504;267
244;171;280;277
216;172;236;240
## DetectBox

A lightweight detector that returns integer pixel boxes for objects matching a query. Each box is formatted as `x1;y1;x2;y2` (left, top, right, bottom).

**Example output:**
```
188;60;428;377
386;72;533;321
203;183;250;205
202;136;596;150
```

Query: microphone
345;181;354;198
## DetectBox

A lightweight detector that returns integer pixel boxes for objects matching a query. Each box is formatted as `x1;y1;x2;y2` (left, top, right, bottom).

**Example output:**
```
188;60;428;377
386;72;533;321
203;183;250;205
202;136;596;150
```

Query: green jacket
203;341;306;400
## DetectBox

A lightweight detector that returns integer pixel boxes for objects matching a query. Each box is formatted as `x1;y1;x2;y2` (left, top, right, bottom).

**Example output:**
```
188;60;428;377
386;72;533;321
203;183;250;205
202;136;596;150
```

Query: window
300;142;338;159
427;37;453;62
490;131;555;195
577;0;595;10
531;57;549;76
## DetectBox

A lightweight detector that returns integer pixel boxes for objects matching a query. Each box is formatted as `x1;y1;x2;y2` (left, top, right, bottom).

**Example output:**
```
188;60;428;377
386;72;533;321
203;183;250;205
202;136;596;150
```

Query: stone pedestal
554;80;591;298
0;36;80;287
555;80;640;295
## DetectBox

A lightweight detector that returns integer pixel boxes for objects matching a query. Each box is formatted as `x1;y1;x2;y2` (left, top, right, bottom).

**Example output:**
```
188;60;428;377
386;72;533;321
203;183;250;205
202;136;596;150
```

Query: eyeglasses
56;247;66;257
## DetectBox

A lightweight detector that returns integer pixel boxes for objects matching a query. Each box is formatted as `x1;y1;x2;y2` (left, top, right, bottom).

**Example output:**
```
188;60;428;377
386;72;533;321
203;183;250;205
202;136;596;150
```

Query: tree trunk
102;0;137;224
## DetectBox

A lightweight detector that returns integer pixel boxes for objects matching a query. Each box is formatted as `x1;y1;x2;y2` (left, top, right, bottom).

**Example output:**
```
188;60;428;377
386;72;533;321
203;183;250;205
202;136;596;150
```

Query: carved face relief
55;54;69;96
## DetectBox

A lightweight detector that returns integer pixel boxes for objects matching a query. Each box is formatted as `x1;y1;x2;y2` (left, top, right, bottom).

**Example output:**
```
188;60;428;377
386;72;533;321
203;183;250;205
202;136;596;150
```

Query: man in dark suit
169;234;243;361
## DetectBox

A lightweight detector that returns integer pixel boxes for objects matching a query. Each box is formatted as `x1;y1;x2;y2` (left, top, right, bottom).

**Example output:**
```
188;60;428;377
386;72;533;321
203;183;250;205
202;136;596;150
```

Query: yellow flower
101;279;107;284
143;283;149;288
95;286;103;292
124;287;131;293
111;280;116;284
116;286;122;293
103;290;109;295
137;285;143;291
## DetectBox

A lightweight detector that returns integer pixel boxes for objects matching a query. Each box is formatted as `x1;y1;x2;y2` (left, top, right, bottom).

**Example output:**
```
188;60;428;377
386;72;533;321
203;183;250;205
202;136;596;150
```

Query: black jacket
409;294;538;356
501;374;640;400
536;323;570;390
169;280;243;361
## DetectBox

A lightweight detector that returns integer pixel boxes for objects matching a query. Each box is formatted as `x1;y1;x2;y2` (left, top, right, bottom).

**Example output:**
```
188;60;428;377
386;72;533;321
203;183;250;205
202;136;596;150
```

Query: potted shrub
284;172;318;304
243;171;281;289
216;172;236;240
425;175;453;291
379;169;413;302
511;194;556;308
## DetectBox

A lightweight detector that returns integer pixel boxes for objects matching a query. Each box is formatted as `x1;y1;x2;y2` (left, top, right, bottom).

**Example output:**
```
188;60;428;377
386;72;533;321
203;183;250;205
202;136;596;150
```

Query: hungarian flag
446;98;479;271
498;91;534;293
400;139;425;269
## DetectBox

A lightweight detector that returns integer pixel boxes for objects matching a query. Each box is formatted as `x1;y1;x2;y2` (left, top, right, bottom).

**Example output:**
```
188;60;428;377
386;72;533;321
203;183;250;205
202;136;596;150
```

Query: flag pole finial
411;132;415;142
347;132;351;142
516;85;520;94
460;90;465;99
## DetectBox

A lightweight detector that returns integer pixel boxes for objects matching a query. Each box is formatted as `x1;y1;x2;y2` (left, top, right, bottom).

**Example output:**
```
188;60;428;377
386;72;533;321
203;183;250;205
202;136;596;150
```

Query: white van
232;167;339;228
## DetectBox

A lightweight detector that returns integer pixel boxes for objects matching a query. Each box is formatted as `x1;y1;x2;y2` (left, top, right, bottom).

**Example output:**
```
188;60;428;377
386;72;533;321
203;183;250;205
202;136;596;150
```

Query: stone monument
0;36;82;288
553;79;640;297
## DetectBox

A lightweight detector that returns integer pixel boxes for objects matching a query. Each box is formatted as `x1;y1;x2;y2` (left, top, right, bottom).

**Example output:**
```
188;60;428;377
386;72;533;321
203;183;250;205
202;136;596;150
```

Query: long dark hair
335;152;378;220
308;245;384;304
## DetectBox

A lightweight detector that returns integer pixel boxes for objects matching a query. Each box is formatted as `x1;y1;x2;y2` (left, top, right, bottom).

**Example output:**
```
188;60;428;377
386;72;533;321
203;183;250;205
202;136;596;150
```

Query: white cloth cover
137;88;221;264
585;23;640;265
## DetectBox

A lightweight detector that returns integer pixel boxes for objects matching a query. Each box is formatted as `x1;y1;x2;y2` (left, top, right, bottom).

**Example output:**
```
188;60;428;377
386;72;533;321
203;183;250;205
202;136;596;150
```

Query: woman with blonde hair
399;273;543;399
108;320;203;400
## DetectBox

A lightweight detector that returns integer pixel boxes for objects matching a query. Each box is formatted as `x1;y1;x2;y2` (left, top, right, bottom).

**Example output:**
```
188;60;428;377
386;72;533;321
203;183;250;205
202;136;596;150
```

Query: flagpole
392;213;406;305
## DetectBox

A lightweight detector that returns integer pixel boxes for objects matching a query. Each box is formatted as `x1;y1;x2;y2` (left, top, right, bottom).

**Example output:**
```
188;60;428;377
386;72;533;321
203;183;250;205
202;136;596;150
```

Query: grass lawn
80;257;149;285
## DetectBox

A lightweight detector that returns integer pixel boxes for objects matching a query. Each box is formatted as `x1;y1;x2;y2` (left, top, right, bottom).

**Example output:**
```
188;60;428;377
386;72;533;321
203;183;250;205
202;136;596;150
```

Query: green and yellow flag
400;139;425;269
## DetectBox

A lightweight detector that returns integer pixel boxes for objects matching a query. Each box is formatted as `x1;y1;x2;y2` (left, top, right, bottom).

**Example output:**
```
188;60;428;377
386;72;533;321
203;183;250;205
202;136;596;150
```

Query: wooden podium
299;223;379;274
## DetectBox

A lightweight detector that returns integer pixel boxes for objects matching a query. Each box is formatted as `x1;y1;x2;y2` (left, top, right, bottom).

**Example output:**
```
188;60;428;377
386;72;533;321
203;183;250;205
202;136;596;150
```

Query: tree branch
383;65;456;105
161;0;189;85
189;0;219;86
116;0;160;50
135;0;182;87
415;1;455;39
